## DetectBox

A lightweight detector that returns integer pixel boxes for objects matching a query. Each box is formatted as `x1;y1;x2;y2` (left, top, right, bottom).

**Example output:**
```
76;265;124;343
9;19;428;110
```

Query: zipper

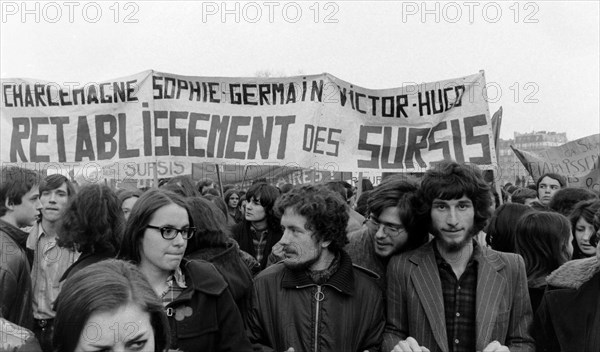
313;285;324;352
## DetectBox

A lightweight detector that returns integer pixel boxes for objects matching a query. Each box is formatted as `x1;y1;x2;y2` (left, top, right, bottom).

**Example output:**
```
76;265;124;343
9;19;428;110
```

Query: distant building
497;131;568;186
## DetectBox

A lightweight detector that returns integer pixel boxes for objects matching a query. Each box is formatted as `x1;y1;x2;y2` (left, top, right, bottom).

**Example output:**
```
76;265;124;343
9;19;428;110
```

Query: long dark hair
53;259;170;352
515;212;572;285
486;203;535;253
185;197;230;254
569;199;600;259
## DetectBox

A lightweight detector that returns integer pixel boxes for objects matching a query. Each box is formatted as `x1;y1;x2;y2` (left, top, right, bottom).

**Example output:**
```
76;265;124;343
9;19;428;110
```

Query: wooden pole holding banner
153;161;159;189
356;172;363;202
216;164;223;195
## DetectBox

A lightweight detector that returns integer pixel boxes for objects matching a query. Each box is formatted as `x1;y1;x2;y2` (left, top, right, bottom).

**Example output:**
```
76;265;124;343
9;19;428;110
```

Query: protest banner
511;133;600;191
191;162;349;188
1;70;497;179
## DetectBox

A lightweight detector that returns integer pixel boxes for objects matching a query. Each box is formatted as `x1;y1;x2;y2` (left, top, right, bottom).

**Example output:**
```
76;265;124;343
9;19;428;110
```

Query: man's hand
482;341;510;352
391;337;431;352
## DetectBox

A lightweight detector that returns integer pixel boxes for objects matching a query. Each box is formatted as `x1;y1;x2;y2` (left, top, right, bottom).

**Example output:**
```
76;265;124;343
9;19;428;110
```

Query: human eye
161;227;177;238
127;339;147;351
458;203;471;210
41;191;50;197
550;185;559;190
433;203;446;210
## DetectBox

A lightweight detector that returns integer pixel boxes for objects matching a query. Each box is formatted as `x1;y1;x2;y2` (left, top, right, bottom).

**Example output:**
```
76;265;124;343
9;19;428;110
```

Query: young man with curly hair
247;184;384;352
384;161;534;352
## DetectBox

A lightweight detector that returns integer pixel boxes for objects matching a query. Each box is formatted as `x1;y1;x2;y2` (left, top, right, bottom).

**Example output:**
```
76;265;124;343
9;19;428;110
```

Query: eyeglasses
367;216;406;238
146;225;196;240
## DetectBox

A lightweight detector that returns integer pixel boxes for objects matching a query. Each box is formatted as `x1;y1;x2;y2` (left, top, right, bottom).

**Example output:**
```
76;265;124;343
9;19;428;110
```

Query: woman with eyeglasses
118;189;252;352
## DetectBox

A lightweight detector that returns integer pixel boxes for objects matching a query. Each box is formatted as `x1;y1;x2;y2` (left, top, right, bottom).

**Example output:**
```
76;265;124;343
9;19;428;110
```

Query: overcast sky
1;1;599;141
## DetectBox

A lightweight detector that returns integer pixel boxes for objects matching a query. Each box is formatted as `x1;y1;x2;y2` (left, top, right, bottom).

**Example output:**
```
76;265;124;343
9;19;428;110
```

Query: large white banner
1;70;496;179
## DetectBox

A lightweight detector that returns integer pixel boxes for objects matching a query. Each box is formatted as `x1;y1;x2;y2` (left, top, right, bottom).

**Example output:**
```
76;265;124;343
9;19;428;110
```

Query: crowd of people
1;161;599;352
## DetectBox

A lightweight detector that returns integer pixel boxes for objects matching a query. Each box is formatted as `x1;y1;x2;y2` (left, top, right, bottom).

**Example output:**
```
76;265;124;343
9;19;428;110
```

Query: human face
139;203;189;275
538;176;561;205
430;195;475;252
575;217;597;256
228;194;239;209
279;208;329;271
10;186;42;228
245;197;266;223
40;183;69;223
74;302;155;352
122;197;139;221
371;207;409;259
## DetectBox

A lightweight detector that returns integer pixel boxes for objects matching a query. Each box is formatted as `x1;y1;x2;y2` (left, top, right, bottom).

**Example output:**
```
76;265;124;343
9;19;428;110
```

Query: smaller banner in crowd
192;162;349;188
511;133;600;191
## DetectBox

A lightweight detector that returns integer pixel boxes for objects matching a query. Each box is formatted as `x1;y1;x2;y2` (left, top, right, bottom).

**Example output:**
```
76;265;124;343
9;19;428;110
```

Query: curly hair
58;184;124;254
275;184;349;252
419;161;492;236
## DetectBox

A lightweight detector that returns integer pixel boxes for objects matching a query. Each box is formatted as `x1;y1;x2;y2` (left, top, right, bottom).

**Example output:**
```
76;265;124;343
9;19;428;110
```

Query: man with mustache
383;161;534;352
26;174;79;352
247;184;384;352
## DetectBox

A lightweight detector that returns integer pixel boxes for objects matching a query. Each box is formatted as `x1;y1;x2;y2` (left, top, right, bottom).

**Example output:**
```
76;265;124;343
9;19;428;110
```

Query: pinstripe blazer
382;241;534;352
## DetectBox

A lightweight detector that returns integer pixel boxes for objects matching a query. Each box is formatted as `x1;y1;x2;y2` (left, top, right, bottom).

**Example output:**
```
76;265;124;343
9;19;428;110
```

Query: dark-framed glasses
146;225;196;240
367;215;405;238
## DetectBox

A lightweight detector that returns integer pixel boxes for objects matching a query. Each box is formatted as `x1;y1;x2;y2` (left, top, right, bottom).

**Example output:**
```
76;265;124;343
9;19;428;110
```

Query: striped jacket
383;241;534;352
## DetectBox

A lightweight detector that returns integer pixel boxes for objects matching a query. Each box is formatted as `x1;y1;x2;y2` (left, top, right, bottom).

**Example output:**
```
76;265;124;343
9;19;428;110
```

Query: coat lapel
410;244;449;352
475;248;506;350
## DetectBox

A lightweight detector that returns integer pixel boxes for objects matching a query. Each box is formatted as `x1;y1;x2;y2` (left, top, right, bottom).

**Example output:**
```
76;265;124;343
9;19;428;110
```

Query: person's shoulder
255;261;285;281
352;263;380;280
388;241;432;267
184;259;228;295
0;231;28;271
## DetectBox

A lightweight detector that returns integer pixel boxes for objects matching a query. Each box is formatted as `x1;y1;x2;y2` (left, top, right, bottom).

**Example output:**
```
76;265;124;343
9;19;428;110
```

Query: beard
430;225;478;253
283;245;323;271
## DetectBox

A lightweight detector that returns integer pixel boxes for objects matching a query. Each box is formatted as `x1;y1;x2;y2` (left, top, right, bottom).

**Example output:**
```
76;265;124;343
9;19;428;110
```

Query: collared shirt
250;227;269;265
27;222;79;319
434;240;479;352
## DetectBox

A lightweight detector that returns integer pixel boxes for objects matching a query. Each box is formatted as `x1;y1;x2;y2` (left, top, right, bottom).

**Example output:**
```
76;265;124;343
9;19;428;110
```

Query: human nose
35;198;43;210
582;228;593;240
446;208;459;226
172;232;187;246
375;224;387;239
279;229;292;245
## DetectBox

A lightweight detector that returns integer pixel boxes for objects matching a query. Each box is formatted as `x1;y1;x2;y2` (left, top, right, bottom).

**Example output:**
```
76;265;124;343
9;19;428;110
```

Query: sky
1;0;599;141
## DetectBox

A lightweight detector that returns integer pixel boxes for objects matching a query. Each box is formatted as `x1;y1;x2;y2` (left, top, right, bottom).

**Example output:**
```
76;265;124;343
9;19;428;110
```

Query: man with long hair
384;161;534;352
26;174;79;351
